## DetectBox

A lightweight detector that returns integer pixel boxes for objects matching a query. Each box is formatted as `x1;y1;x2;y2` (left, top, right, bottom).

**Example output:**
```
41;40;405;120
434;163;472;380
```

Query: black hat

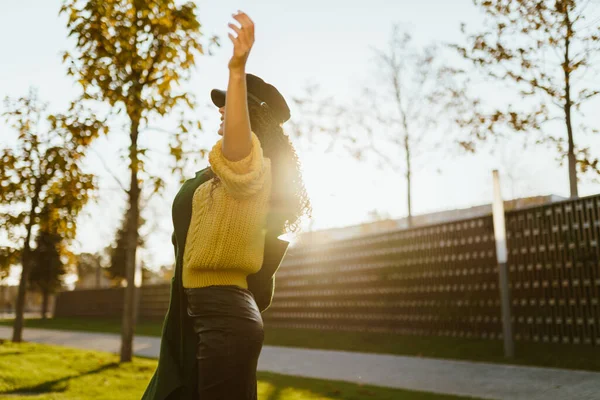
210;73;291;124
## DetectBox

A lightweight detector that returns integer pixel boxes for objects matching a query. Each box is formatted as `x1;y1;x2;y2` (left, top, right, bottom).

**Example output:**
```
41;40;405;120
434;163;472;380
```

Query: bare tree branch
90;147;128;194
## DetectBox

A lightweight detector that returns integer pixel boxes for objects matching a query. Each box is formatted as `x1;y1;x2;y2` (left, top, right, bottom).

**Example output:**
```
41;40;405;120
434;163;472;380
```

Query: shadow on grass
0;351;25;357
0;362;120;396
258;372;381;400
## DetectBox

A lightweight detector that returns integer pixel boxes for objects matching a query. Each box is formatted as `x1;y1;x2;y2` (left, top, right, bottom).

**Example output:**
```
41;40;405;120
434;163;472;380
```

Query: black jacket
141;166;290;399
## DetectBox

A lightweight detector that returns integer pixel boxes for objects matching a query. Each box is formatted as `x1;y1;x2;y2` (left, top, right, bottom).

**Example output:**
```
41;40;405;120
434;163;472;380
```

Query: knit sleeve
208;131;268;198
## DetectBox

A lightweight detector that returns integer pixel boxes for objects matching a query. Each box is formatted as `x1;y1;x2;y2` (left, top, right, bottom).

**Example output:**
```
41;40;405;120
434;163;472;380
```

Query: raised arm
208;11;267;199
222;11;255;162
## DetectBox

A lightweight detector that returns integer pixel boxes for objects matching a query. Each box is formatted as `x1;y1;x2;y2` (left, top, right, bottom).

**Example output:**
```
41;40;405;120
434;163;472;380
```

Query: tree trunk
393;72;414;229
405;133;413;228
563;7;578;198
120;118;141;363
565;104;577;198
41;287;49;320
96;260;101;288
12;182;40;342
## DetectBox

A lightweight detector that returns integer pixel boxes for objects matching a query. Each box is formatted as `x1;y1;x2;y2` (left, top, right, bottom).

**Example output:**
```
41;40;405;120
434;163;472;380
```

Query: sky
1;0;599;282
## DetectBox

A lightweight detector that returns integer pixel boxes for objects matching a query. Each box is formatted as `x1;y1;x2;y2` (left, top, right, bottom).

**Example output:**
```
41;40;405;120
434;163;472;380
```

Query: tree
28;198;84;318
107;212;145;286
367;208;392;222
157;264;174;281
75;252;107;289
364;27;447;227
28;213;68;319
452;0;600;198
291;26;447;227
141;264;163;285
0;246;20;283
0;89;103;342
61;0;216;362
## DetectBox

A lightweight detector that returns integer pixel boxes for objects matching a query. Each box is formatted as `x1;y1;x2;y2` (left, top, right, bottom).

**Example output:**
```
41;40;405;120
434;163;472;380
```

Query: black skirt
184;285;264;400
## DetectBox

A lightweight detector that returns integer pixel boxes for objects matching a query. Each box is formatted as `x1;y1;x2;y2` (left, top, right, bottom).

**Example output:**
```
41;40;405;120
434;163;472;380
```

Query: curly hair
209;101;312;236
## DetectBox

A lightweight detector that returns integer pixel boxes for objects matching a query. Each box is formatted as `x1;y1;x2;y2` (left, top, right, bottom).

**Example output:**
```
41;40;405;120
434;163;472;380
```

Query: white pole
492;170;514;358
133;258;142;326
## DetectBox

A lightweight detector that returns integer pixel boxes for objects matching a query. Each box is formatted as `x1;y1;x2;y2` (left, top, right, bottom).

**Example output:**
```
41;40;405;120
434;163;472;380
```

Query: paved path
2;327;600;400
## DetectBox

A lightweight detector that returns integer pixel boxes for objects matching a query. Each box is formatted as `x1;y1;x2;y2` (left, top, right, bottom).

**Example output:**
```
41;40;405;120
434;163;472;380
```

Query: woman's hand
220;11;254;161
227;11;255;72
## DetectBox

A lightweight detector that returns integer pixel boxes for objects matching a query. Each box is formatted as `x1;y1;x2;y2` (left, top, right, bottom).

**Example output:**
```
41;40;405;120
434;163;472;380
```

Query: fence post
492;170;514;359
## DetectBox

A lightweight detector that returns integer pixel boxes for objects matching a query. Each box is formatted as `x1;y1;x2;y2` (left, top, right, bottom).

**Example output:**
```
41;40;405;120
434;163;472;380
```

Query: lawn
0;341;477;400
2;316;600;372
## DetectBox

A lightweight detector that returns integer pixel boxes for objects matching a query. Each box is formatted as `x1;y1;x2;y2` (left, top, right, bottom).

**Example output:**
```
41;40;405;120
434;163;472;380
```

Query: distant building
295;194;567;245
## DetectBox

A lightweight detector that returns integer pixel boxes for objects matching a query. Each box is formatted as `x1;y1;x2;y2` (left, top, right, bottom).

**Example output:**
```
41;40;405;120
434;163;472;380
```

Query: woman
142;10;311;400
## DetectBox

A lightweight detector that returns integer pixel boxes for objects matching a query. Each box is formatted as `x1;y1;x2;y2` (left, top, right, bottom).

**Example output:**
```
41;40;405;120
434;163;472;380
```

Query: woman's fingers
228;23;248;49
228;32;237;46
229;27;248;51
229;17;253;49
227;10;254;70
234;11;254;32
228;23;241;36
232;12;254;39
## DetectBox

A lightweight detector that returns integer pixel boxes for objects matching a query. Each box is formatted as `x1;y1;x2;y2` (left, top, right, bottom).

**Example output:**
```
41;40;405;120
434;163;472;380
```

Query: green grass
0;341;476;400
2;317;600;372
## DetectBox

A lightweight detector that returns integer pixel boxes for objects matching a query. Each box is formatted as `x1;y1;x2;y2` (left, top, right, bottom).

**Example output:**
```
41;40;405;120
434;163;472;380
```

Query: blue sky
1;0;599;279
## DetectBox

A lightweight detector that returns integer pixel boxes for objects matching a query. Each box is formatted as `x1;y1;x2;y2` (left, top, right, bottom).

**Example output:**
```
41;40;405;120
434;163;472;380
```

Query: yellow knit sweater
182;131;272;289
